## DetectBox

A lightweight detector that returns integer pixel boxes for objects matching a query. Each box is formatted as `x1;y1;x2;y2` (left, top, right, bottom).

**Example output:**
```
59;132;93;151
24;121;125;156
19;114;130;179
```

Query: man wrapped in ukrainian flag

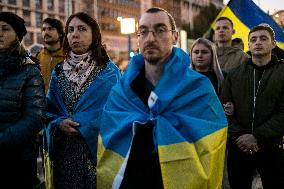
97;7;228;189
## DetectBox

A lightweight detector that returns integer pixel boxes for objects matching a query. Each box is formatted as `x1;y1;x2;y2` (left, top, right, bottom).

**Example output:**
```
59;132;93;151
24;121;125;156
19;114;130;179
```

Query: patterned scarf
63;51;96;96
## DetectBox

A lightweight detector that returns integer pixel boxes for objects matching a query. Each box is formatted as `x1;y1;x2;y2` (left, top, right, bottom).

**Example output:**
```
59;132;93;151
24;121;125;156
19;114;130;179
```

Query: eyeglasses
137;26;175;38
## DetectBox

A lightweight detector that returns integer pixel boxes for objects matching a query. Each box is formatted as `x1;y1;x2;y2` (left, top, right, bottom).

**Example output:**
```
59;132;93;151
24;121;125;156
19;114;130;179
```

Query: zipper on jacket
251;68;265;132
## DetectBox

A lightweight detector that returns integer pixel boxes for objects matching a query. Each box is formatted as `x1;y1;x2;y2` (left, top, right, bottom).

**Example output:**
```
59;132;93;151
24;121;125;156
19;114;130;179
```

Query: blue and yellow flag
210;0;284;51
43;61;121;189
97;47;228;189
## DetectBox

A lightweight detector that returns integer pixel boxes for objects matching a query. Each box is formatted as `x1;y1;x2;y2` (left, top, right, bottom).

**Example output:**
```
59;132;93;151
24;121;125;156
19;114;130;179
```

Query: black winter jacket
221;56;284;149
0;56;45;160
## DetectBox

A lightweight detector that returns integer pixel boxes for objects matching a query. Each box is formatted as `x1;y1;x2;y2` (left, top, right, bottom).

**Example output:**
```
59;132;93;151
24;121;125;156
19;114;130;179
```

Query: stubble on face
143;42;162;64
44;32;60;45
42;24;60;45
138;12;176;65
45;39;60;45
248;30;275;58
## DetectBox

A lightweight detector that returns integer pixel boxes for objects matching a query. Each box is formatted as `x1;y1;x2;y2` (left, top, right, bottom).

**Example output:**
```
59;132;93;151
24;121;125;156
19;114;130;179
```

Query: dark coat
221;56;284;149
217;46;249;72
0;56;45;160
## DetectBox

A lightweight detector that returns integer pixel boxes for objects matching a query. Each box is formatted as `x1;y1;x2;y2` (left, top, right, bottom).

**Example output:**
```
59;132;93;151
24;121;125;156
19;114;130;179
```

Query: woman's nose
71;29;79;38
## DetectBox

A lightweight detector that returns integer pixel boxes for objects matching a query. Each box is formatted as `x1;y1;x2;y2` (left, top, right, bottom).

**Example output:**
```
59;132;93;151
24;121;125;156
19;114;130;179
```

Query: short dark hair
42;18;64;44
232;38;243;44
63;12;109;66
232;38;244;50
249;23;275;41
216;17;234;28
145;7;176;31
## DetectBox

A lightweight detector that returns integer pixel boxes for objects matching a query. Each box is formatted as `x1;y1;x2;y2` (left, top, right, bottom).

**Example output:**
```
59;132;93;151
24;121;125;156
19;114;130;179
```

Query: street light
118;17;136;60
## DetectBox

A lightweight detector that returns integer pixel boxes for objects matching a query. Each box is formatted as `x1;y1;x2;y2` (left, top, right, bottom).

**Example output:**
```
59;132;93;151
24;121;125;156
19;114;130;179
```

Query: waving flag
210;0;284;51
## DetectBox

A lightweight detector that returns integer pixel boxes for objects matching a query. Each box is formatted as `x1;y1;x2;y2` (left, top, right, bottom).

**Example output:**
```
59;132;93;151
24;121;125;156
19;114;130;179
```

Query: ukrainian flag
97;47;228;189
210;0;284;51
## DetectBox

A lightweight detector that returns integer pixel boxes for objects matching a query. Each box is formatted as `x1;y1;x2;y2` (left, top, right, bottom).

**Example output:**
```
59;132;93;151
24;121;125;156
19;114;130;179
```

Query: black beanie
0;12;27;42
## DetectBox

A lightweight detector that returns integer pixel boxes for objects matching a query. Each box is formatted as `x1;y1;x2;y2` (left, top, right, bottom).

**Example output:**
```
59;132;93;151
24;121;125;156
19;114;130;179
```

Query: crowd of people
0;6;283;189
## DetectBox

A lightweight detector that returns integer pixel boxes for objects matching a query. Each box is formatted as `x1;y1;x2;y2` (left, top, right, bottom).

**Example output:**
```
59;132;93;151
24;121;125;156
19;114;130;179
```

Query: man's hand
59;118;80;136
236;134;259;154
223;102;234;116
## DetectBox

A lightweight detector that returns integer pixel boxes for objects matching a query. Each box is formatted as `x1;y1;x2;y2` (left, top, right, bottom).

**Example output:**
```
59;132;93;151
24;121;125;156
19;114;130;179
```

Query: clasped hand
236;134;259;155
223;102;234;116
59;118;80;136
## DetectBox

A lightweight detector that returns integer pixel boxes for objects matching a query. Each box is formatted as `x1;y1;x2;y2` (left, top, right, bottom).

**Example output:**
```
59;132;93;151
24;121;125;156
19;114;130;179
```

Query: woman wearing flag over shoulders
44;12;120;189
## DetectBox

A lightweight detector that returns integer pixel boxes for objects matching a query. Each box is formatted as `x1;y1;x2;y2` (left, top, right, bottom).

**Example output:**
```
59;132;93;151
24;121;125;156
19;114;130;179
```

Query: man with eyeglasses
97;7;227;189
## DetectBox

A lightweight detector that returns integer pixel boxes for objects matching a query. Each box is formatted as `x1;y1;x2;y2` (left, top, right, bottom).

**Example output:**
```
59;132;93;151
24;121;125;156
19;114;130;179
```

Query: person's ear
232;29;236;35
172;31;179;45
272;40;276;49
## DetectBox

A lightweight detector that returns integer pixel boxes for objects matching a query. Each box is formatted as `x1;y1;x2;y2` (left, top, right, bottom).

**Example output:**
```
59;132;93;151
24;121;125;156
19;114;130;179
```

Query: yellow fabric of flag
210;0;284;52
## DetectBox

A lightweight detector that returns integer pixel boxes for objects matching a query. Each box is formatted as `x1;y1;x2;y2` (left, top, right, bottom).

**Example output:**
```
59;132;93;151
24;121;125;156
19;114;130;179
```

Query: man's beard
142;44;161;65
144;55;160;65
252;51;270;58
45;38;60;45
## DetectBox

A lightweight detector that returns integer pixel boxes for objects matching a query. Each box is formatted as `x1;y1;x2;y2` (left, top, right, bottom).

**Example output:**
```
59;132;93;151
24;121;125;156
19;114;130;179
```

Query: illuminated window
36;12;42;27
47;0;54;11
23;10;31;26
23;0;30;7
8;0;16;5
35;0;42;9
59;0;65;13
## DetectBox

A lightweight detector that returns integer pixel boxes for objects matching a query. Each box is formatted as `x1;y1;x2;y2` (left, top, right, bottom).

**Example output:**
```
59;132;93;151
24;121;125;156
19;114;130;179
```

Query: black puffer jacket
0;55;45;160
221;56;284;149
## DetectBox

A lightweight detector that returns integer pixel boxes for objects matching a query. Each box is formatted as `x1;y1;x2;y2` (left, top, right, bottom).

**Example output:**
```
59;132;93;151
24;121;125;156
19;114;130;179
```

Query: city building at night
0;0;223;63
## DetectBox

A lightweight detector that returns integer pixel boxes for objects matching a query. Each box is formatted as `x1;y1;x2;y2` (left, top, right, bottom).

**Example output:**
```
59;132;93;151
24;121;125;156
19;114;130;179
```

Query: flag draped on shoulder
210;0;284;51
97;47;228;189
43;61;121;189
